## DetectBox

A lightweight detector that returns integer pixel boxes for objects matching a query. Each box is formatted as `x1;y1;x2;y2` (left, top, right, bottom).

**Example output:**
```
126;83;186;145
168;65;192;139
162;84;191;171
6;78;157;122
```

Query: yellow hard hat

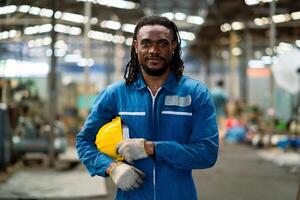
95;117;128;161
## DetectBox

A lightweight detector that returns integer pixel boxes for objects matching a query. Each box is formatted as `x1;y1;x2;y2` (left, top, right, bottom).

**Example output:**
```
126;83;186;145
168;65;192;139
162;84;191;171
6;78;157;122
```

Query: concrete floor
100;144;300;200
0;144;299;200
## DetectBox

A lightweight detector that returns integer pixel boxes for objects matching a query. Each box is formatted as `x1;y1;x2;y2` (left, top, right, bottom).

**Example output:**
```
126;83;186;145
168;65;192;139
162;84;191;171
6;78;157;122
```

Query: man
211;79;228;118
76;16;218;200
211;80;228;145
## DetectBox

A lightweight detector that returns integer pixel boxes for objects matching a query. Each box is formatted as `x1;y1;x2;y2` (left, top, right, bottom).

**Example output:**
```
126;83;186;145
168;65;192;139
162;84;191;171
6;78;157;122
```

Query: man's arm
76;89;117;177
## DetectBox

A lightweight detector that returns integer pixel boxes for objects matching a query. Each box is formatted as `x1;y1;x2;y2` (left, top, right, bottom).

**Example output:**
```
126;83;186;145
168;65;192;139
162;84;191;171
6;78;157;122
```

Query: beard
140;57;171;77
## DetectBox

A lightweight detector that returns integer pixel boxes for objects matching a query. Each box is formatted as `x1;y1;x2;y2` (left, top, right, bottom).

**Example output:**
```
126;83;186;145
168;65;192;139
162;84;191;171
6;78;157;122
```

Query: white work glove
109;162;145;191
117;138;148;163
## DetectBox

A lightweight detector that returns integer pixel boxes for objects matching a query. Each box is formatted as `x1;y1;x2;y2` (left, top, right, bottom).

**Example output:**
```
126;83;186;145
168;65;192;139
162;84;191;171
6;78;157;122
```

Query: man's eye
159;41;169;47
141;41;150;46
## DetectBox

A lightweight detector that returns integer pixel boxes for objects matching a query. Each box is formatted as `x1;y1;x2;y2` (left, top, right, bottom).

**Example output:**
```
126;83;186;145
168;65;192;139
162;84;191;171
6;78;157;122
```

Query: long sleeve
76;88;117;177
154;86;219;169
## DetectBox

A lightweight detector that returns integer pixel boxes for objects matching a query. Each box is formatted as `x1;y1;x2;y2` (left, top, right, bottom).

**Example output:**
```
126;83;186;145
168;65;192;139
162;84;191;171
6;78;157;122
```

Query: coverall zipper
147;87;161;200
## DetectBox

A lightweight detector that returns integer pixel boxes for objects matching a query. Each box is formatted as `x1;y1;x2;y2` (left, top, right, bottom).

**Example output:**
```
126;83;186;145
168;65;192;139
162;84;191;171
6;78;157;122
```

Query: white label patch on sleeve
164;95;191;107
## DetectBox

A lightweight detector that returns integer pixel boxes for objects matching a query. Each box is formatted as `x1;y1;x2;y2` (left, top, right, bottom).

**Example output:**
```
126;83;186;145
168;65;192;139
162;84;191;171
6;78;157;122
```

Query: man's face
134;25;177;77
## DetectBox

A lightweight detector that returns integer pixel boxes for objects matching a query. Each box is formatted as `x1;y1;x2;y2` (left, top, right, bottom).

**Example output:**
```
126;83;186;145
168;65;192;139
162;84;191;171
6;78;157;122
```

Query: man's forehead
136;25;173;40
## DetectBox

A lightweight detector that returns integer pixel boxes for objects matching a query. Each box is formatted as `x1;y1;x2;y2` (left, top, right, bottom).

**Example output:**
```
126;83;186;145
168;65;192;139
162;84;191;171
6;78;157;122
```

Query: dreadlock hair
124;15;184;85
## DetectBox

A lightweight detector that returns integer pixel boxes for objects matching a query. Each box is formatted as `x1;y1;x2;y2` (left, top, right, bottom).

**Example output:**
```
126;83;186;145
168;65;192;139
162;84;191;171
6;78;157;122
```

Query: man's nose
149;44;159;54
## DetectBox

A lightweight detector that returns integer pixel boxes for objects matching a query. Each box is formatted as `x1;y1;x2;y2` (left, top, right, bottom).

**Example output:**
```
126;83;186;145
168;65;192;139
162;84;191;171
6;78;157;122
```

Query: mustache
145;55;165;60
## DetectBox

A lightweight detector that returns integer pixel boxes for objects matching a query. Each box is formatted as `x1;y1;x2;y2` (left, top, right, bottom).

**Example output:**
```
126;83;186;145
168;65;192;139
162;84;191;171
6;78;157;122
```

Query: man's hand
117;138;148;163
109;162;145;191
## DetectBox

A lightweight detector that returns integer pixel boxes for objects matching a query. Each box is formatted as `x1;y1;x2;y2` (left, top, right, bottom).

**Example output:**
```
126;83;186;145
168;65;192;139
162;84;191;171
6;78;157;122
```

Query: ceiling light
18;5;30;13
125;38;133;46
40;8;53;17
0;5;17;15
101;20;121;30
39;24;53;33
29;7;41;15
272;14;291;23
90;17;98;24
231;21;245;30
220;23;231;32
291;11;300;20
254;17;270;26
179;31;195;41
69;27;82;35
122;24;135;33
54;11;62;19
186;16;204;25
161;12;174;20
112;35;125;44
77;0;138;10
62;12;86;23
175;12;186;21
245;0;259;5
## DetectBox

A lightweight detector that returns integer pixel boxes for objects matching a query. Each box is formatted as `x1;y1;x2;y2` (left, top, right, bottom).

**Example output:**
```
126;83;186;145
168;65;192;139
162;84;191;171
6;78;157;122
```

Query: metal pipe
48;0;58;167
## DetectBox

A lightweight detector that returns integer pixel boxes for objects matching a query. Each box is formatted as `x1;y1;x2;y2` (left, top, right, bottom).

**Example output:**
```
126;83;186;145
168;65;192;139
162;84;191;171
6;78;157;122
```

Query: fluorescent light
29;7;41;15
101;20;121;30
0;5;17;15
112;35;125;43
40;8;53;17
186;16;204;25
88;30;128;43
272;14;291;23
18;5;30;13
245;0;277;5
231;21;245;30
161;12;174;20
175;12;186;21
179;31;195;41
90;17;98;24
39;24;52;33
291;11;300;20
78;0;138;10
68;27;82;35
55;40;67;50
54;11;62;19
220;23;231;32
125;38;133;46
99;0;137;9
43;37;52;45
62;12;86;23
122;24;135;33
245;0;259;5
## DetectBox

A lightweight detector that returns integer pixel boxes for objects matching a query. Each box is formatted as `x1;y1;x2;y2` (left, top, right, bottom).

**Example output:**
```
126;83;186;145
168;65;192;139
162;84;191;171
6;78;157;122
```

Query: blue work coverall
76;72;219;200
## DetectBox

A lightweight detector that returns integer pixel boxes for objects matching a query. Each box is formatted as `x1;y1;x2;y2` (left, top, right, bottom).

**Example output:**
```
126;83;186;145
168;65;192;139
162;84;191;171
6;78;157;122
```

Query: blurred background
0;0;299;199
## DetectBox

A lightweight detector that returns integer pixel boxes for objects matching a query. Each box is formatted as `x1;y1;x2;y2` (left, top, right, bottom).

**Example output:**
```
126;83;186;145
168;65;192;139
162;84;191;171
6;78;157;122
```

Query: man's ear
133;40;138;54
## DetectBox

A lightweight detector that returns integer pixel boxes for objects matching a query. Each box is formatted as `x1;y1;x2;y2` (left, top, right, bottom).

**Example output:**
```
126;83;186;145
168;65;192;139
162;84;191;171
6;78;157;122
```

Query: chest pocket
118;106;147;139
160;108;192;142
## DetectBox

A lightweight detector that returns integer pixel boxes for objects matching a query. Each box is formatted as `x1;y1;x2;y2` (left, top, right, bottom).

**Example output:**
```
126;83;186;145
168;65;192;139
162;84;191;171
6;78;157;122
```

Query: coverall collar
132;71;178;94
